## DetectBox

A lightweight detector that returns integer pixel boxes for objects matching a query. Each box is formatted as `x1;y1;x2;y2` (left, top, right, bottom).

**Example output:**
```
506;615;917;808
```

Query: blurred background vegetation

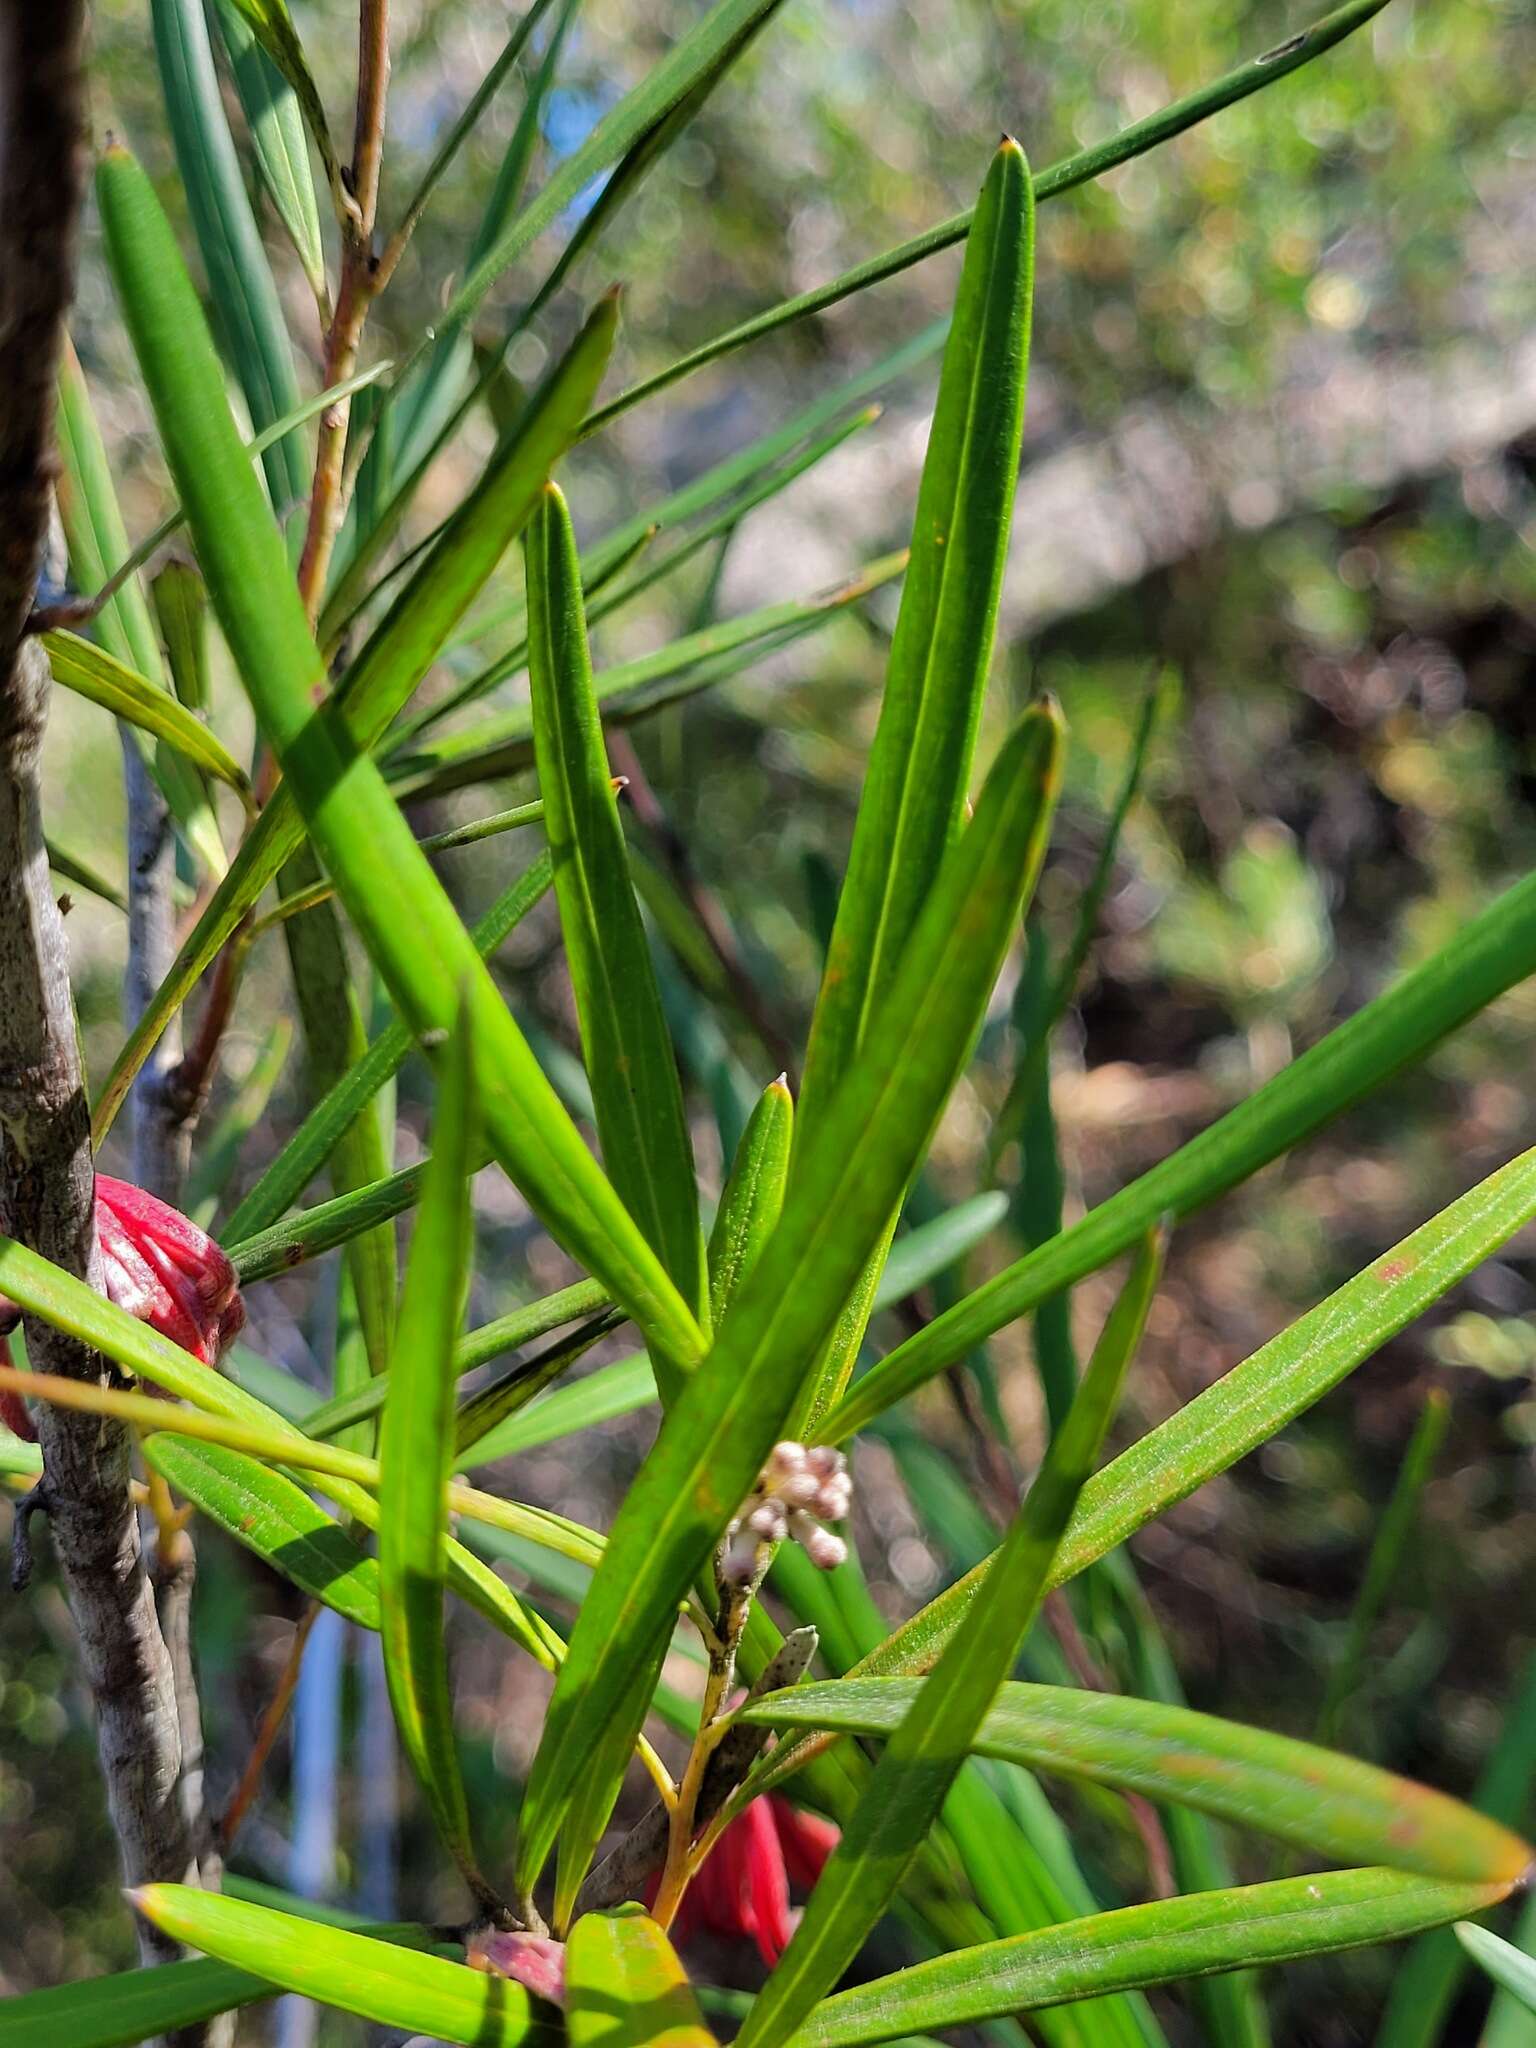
5;0;1536;2040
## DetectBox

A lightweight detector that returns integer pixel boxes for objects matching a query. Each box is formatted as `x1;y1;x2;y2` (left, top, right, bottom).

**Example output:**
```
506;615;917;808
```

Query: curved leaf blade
743;1679;1533;1889
377;1006;489;1901
707;1075;793;1324
526;482;707;1395
0;1960;269;2048
130;1888;538;2047
43;631;252;793
144;1435;381;1628
210;0;326;297
584;0;1392;438
787;1869;1510;2048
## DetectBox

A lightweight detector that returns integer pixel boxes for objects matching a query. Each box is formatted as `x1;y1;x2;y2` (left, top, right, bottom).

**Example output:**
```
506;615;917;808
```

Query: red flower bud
0;1177;244;1445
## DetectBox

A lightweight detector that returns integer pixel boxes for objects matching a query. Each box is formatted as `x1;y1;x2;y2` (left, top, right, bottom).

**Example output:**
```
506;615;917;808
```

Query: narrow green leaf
151;0;307;508
525;481;707;1395
567;1907;715;2048
43;631;252;794
1458;1924;1536;2014
788;1869;1510;2048
771;1151;1536;1797
378;1004;492;1904
82;360;391;623
584;0;1393;438
382;0;558;280
0;1960;270;2048
707;1075;793;1324
823;882;1536;1440
299;1273;611;1442
210;0;326;298
799;138;1033;1132
224;850;553;1243
45;835;127;913
92;282;615;1149
1480;1901;1536;2045
150;557;212;712
463;1350;657;1465
144;1436;381;1629
736;1230;1159;2048
744;1678;1532;1889
454;1310;624;1457
422;401;880;746
873;1194;1009;1314
514;701;1062;1912
218;0;345;219
130;1888;536;2047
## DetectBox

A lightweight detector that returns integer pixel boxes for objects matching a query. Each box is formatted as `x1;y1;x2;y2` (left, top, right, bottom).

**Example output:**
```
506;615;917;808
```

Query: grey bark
0;3;216;2029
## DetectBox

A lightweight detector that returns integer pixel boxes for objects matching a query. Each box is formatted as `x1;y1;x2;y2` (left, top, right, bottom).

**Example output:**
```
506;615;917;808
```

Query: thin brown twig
219;1601;322;1855
295;0;391;617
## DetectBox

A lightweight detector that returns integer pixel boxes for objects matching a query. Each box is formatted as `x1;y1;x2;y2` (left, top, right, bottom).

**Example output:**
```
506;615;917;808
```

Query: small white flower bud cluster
722;1441;851;1585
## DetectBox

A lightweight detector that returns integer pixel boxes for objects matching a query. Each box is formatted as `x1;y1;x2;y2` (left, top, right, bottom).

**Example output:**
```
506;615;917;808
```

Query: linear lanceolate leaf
787;1869;1510;2048
567;1908;714;2048
143;1436;380;1628
151;0;306;508
150;558;211;711
43;632;252;794
760;1148;1536;1781
736;1231;1160;2048
798;137;1032;1133
1456;1923;1536;2015
210;0;326;299
0;1961;267;2048
514;701;1062;1917
377;1007;490;1903
92;293;614;1149
98;160;709;1361
823;882;1536;1441
584;0;1392;438
218;0;345;216
300;1274;611;1442
130;1889;532;2047
786;138;1031;1432
526;482;707;1396
463;1352;657;1465
743;1680;1533;1889
707;1076;793;1324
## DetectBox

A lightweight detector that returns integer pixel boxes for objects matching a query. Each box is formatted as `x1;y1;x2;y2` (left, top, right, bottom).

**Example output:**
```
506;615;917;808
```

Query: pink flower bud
469;1930;567;2007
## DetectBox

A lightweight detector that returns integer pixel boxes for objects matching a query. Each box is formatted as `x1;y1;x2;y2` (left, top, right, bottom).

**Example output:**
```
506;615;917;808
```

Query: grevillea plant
2;2;1535;2046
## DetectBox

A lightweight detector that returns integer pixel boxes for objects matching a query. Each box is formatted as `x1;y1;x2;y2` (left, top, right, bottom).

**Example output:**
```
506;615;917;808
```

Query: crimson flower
0;1175;245;1444
668;1794;840;1967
